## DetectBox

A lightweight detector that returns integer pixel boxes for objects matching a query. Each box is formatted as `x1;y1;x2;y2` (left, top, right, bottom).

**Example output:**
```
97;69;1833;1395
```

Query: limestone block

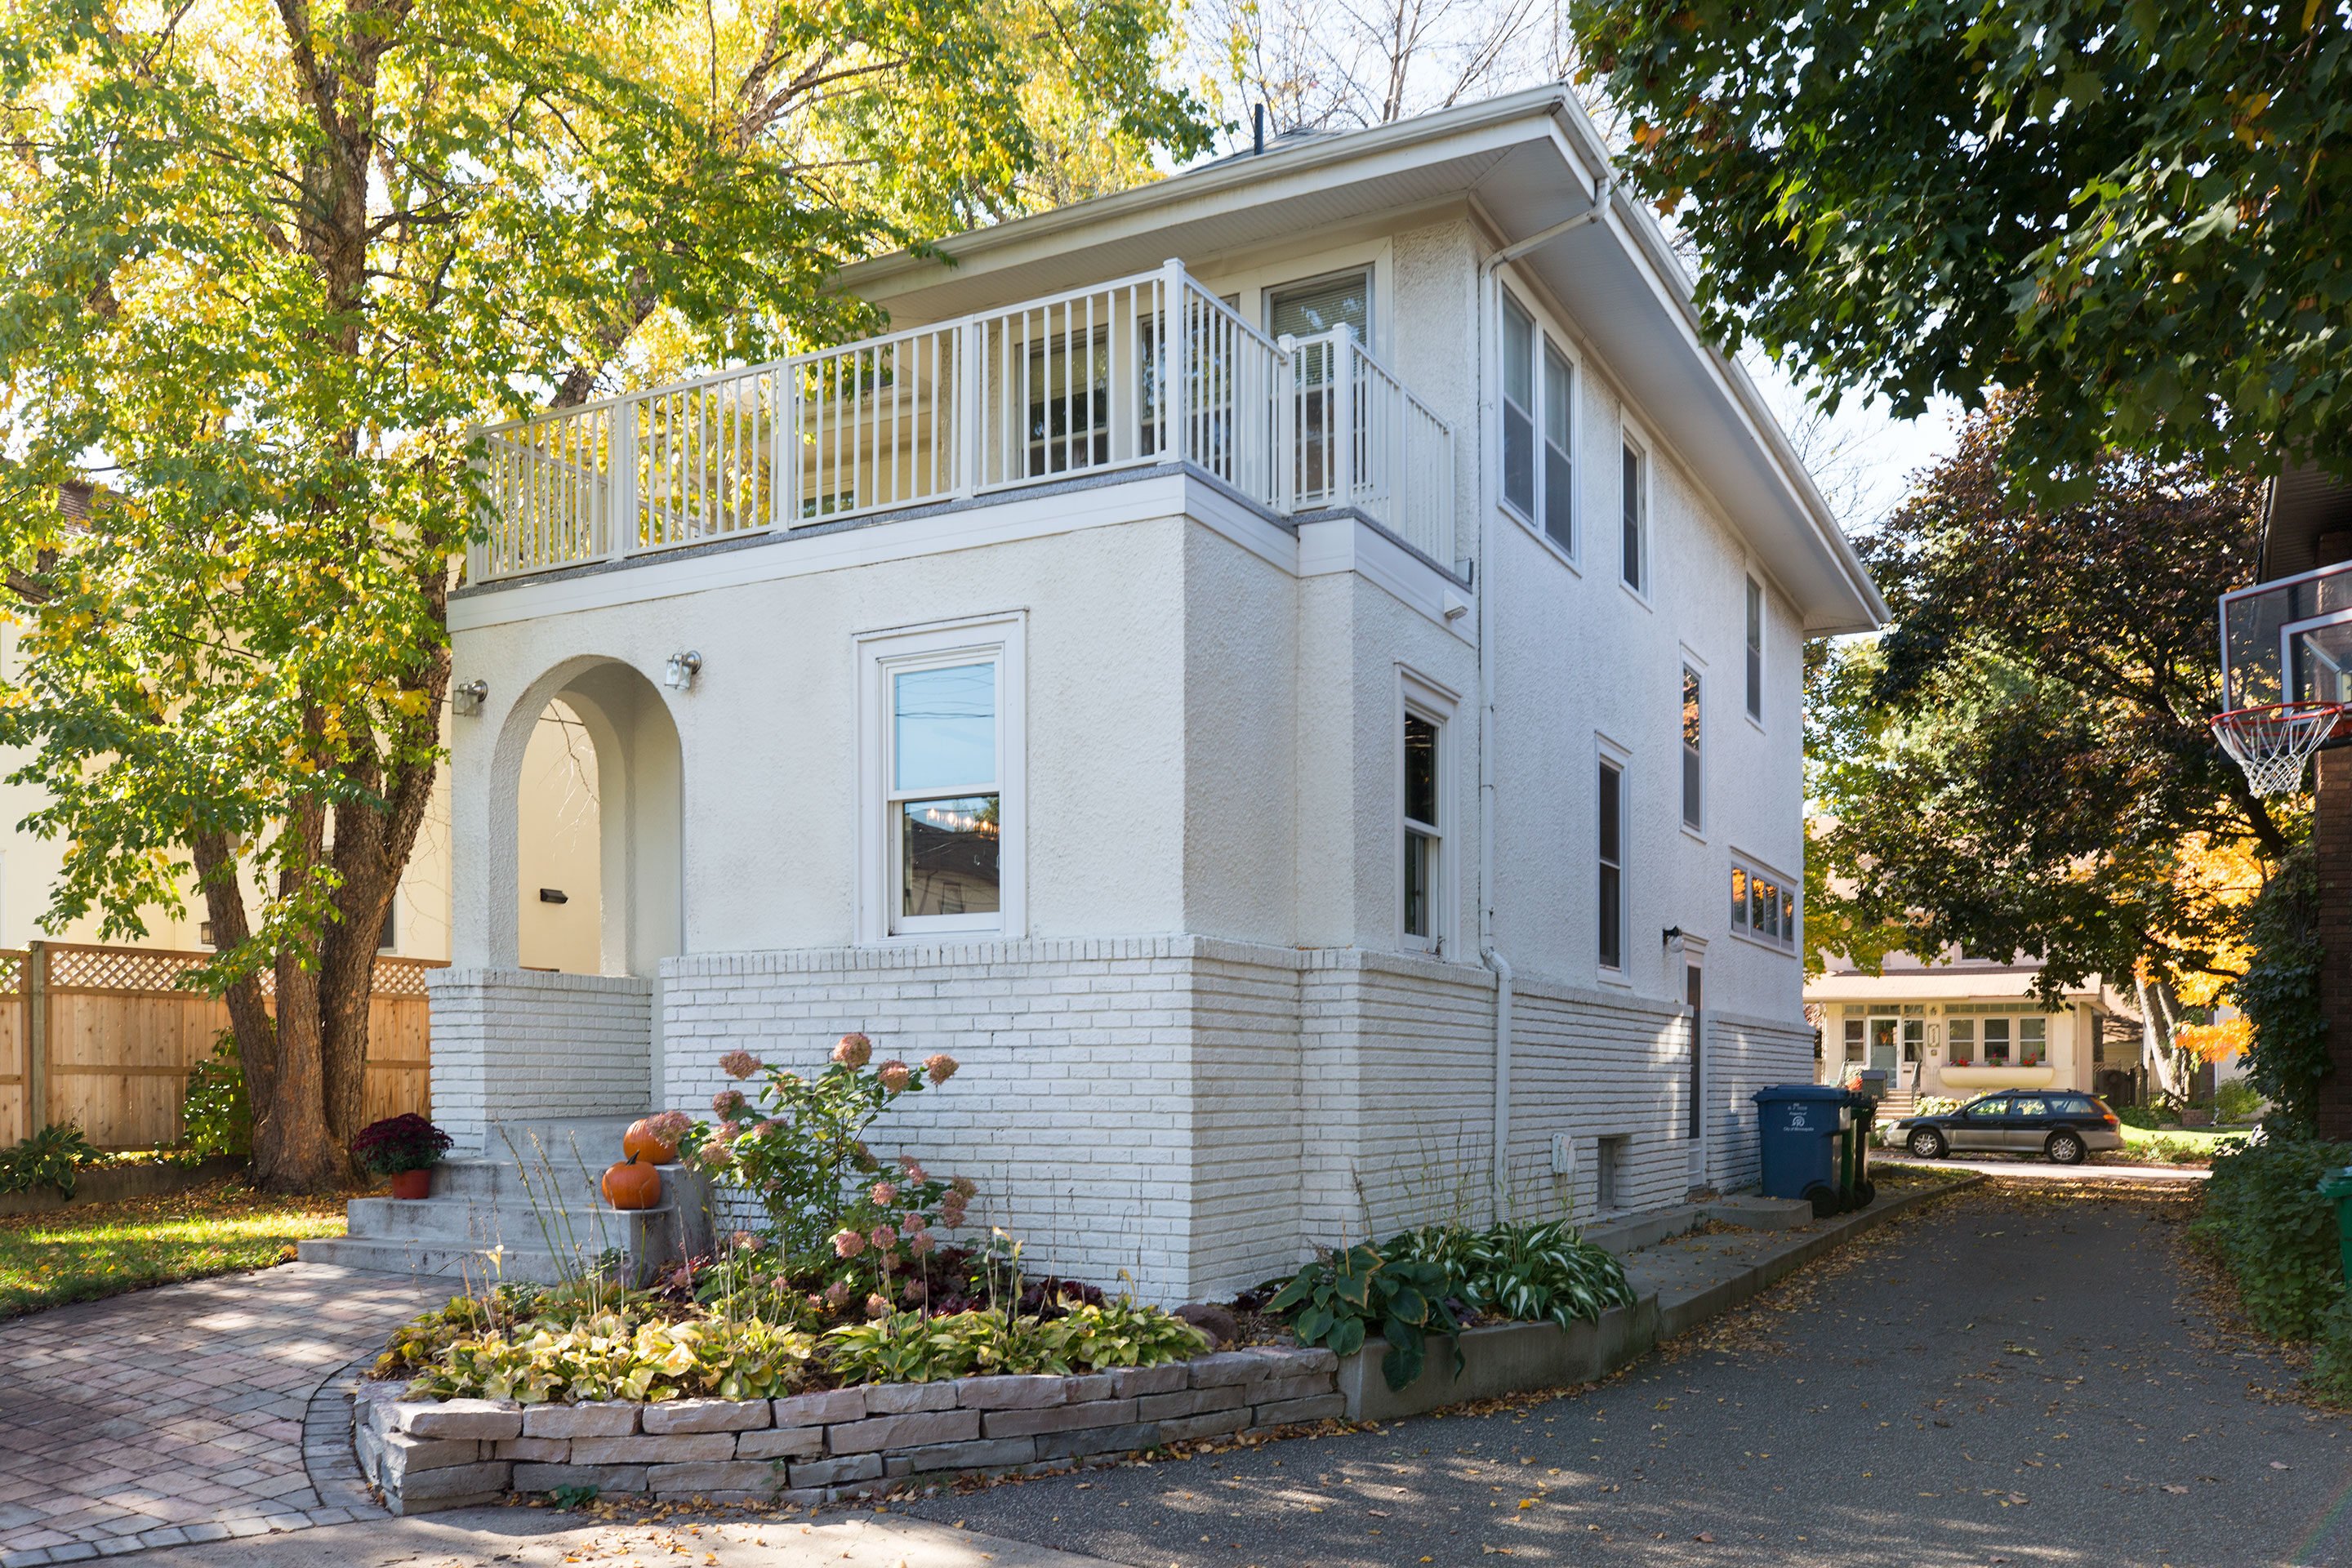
1156;1409;1250;1443
1241;1374;1337;1405
1109;1365;1189;1397
570;1433;738;1465
492;1437;571;1463
788;1452;884;1488
648;1461;780;1495
735;1426;824;1461
1184;1352;1272;1388
1253;1394;1346;1424
981;1400;1138;1438
1033;1421;1164;1461
860;1383;959;1414
513;1463;650;1494
773;1389;866;1428
396;1459;514;1501
523;1402;641;1439
955;1375;1068;1410
826;1409;980;1454
1136;1385;1245;1421
898;1437;1039;1473
641;1398;772;1434
377;1433;482;1490
399;1398;523;1440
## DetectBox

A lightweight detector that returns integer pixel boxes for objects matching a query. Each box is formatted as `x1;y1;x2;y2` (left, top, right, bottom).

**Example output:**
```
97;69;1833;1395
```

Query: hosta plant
822;1301;1210;1384
408;1313;816;1404
1267;1243;1462;1391
1391;1218;1637;1330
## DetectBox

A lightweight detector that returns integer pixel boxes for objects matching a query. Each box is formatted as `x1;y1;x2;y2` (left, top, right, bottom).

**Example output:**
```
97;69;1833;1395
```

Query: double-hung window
1500;296;1537;517
1402;710;1442;951
1621;441;1647;593
1745;577;1765;722
861;617;1024;940
1499;291;1577;556
1681;666;1703;831
1597;757;1624;971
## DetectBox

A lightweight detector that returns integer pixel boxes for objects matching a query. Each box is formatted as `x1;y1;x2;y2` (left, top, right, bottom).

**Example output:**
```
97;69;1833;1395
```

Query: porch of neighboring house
1806;965;2139;1118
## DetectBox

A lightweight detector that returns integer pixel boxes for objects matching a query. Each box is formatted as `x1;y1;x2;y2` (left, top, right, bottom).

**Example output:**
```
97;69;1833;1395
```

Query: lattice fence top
33;942;445;997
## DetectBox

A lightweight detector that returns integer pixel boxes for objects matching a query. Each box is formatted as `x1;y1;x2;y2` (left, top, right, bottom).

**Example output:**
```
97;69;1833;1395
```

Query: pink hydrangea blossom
718;1049;763;1080
729;1230;760;1251
939;1193;969;1227
902;1277;929;1303
865;1293;890;1319
711;1088;747;1119
869;1225;896;1253
752;1119;782;1138
833;1032;873;1068
640;1110;693;1143
949;1175;978;1199
876;1059;911;1092
869;1181;899;1206
907;1229;937;1256
824;1280;853;1308
924;1053;959;1084
900;1210;924;1236
832;1229;867;1259
896;1154;928;1180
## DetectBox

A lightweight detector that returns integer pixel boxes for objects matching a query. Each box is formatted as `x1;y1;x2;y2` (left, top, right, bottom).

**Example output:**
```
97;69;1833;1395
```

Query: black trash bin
1753;1085;1850;1218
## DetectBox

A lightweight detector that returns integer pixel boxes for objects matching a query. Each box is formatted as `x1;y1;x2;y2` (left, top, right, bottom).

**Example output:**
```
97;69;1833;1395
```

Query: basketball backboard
2220;559;2352;710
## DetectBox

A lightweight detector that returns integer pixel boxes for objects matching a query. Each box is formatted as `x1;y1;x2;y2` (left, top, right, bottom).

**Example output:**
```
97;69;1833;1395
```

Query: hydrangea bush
684;1034;975;1276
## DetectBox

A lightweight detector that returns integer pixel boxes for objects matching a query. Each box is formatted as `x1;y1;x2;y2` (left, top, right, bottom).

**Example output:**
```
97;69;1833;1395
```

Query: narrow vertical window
1984;1018;2013;1067
2020;1017;2047;1067
1597;757;1623;970
1730;866;1748;931
1621;442;1645;592
1745;577;1765;721
1542;343;1575;552
1949;1019;1976;1066
1500;296;1535;517
1681;666;1702;831
1403;710;1441;948
889;660;1002;929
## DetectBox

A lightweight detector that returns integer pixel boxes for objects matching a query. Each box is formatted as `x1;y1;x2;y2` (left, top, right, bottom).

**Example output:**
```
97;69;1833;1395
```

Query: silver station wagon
1893;1091;2125;1165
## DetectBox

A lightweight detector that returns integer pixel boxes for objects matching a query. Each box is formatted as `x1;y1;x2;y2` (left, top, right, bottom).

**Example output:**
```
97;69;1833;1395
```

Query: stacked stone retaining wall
355;1346;1340;1514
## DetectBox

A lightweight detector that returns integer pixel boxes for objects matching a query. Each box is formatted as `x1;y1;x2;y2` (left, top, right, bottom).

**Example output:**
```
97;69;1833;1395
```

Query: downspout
1474;160;1617;1219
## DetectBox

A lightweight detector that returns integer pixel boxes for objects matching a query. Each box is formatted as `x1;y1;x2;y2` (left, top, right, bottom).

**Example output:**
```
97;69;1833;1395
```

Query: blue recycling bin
1753;1085;1851;1218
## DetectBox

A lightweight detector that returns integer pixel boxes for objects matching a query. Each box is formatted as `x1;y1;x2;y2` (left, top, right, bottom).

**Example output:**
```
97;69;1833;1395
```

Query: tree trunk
2136;974;2185;1106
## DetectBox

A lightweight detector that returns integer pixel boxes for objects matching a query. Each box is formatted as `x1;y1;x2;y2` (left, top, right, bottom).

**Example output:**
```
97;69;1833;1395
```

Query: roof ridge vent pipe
1254;103;1267;156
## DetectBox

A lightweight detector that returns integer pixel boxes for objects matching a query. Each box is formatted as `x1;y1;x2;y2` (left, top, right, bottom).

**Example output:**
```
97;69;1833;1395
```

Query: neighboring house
1806;953;2141;1114
379;88;1883;1303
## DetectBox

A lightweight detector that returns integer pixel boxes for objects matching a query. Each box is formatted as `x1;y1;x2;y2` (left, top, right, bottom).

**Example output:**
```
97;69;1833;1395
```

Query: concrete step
345;1196;631;1251
296;1234;598;1284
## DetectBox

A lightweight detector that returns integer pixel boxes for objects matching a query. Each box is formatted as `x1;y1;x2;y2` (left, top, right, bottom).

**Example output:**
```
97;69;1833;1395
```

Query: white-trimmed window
1500;295;1536;518
1598;755;1624;971
1499;289;1578;558
1745;576;1765;722
1399;672;1456;953
1681;666;1703;831
858;617;1025;940
1729;853;1796;954
1621;439;1647;593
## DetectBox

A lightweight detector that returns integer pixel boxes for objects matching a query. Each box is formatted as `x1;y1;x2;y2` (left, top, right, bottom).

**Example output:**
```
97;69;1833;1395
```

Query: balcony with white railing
470;261;1456;586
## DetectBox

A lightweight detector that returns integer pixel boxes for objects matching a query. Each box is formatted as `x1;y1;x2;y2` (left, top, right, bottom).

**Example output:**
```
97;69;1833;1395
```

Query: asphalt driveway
906;1181;2352;1568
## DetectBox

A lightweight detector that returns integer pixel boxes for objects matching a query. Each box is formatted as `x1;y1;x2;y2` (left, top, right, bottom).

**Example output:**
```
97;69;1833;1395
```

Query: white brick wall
653;940;1791;1303
429;969;655;1152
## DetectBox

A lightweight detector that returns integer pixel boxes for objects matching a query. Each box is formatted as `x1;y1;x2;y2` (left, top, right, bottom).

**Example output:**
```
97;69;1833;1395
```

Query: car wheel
2046;1130;2087;1166
1908;1128;1948;1160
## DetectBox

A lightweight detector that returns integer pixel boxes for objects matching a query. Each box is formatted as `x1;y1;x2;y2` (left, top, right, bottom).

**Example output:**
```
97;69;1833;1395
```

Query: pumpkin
621;1117;680;1166
602;1156;664;1211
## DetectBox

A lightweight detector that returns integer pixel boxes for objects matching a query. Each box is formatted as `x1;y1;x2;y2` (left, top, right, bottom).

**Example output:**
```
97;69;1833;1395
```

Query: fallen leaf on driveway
2272;1462;2292;1470
1694;1532;1716;1543
2161;1485;2189;1494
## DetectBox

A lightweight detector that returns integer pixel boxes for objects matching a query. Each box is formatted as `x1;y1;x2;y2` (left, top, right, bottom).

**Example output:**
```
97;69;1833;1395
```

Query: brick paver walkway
0;1263;442;1566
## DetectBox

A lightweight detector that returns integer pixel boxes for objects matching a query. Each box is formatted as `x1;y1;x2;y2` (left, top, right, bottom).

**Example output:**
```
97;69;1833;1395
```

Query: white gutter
1473;161;1615;1219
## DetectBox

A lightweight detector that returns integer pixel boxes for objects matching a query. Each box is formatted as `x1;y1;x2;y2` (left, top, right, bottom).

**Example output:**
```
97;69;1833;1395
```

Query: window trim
1727;849;1797;956
1263;265;1375;351
856;612;1027;944
1597;734;1630;979
1397;669;1459;956
1679;660;1704;836
1494;280;1581;570
1744;574;1766;728
1619;431;1650;602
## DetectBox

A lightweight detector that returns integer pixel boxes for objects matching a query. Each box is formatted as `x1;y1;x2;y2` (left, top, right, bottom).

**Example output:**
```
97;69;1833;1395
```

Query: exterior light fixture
452;679;488;716
665;650;702;691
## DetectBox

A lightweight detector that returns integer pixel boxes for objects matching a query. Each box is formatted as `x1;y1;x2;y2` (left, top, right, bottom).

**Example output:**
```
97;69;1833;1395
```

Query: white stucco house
315;88;1884;1302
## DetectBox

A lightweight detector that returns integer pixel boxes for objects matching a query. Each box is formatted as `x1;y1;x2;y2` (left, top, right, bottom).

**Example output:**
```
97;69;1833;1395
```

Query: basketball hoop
2212;700;2344;796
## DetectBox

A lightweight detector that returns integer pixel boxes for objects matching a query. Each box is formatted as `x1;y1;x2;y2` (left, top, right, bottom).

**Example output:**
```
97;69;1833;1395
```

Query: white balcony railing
471;261;1455;584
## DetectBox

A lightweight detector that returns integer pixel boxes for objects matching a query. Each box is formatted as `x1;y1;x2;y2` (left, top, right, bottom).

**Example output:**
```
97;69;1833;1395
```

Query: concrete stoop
299;1116;715;1283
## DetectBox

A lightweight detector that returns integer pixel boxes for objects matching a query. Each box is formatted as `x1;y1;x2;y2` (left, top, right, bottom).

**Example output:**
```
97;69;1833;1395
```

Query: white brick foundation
428;969;656;1152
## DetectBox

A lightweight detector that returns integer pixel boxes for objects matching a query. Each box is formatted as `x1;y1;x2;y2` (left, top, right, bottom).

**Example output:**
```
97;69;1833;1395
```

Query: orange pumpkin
602;1156;664;1210
621;1117;680;1166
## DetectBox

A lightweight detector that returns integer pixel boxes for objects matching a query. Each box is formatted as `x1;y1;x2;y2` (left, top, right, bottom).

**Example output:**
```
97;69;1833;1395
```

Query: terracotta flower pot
390;1167;433;1200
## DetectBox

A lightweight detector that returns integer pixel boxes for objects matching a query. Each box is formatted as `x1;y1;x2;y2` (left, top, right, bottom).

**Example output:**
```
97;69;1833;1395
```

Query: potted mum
351;1113;453;1199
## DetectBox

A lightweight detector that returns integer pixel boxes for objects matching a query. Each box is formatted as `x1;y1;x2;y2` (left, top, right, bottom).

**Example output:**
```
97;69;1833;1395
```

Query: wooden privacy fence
0;942;441;1149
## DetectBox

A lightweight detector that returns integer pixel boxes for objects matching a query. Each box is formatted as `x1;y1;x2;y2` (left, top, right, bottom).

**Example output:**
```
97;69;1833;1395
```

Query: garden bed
0;1155;242;1218
1335;1298;1659;1421
354;1345;1341;1513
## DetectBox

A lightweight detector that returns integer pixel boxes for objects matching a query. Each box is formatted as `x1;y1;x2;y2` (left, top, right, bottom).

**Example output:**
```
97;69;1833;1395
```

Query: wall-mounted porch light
665;650;702;691
452;679;488;716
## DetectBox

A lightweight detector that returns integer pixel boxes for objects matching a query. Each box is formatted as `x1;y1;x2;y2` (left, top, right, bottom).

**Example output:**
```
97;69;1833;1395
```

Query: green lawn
2118;1122;2252;1165
0;1178;349;1317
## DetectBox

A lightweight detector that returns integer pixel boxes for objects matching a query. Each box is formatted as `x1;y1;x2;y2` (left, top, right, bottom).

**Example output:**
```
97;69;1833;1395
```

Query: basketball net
2212;701;2343;796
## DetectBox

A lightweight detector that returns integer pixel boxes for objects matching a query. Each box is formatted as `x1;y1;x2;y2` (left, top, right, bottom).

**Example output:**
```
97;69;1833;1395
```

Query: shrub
2216;1079;2265;1125
2234;845;2328;1136
683;1035;974;1270
2310;1298;2352;1403
1268;1242;1462;1391
180;1032;252;1157
2194;1139;2352;1339
408;1313;817;1403
0;1123;102;1196
350;1114;452;1177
